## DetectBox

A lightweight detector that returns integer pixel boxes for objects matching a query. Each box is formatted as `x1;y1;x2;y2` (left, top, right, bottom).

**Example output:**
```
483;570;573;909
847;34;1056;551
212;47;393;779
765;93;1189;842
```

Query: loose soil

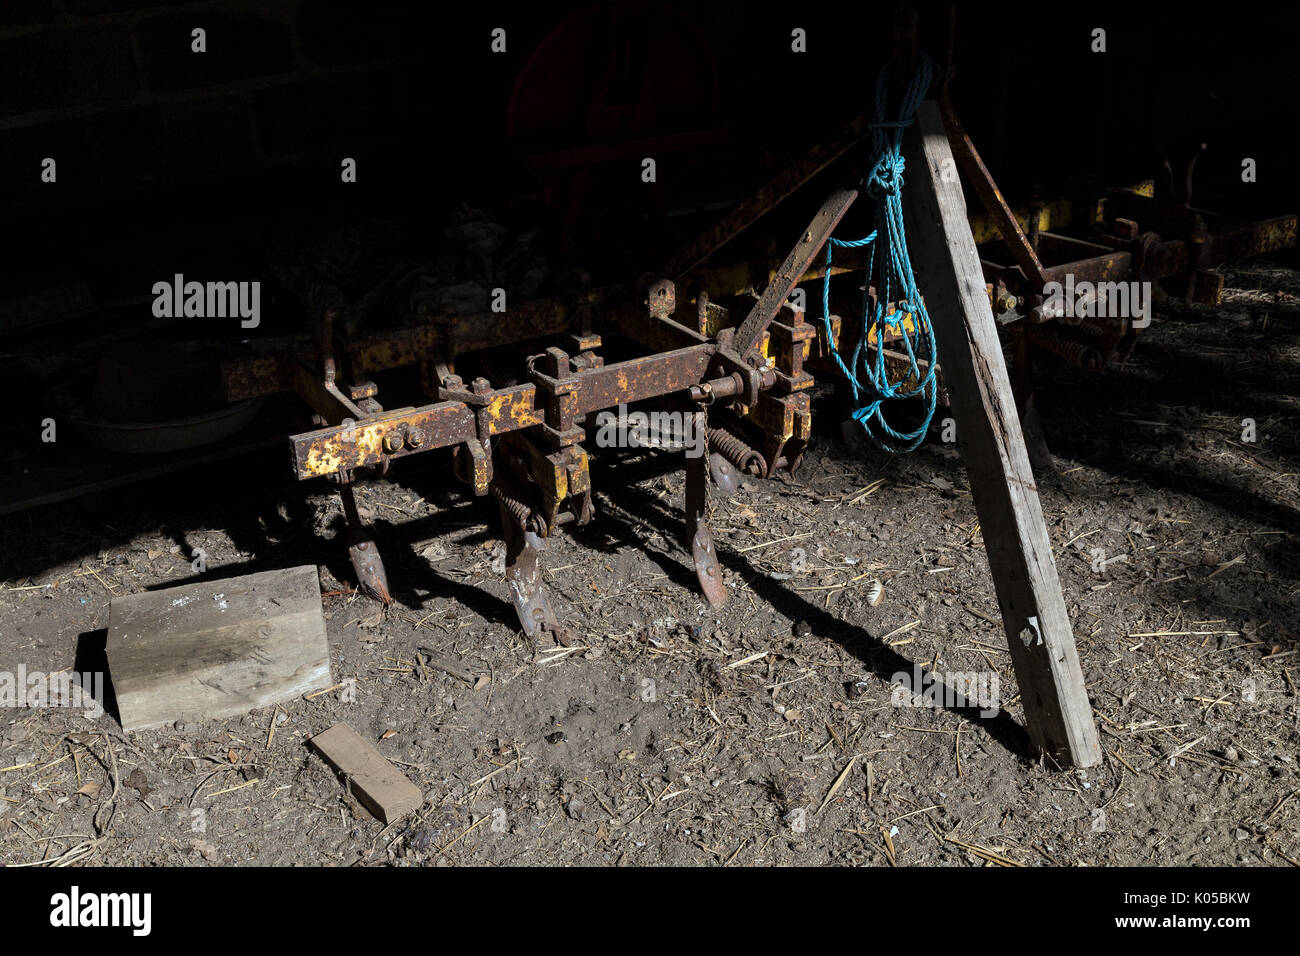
1;263;1297;867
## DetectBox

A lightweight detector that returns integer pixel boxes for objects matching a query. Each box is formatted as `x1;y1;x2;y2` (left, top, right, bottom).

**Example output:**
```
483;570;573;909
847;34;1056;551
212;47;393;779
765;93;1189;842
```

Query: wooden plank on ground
107;565;332;732
902;100;1102;768
309;723;423;825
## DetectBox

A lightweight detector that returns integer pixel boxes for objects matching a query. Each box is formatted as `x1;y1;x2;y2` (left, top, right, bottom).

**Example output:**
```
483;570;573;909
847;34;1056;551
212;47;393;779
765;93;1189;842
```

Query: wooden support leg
903;101;1101;768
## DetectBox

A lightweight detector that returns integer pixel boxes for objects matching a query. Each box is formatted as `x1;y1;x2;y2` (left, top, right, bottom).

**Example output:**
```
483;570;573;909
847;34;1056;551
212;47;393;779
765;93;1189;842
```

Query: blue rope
819;53;938;454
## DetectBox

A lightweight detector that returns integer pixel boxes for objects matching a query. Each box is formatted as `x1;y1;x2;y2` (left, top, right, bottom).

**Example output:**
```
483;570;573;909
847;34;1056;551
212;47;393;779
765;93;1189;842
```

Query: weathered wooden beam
903;101;1101;768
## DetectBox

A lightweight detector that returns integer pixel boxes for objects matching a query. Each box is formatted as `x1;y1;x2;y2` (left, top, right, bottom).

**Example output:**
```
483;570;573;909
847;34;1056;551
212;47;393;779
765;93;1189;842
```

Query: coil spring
1032;327;1103;371
491;480;546;534
708;428;765;475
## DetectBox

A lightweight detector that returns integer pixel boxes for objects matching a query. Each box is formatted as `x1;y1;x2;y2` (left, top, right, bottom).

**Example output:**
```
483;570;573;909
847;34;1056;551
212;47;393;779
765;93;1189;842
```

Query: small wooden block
107;566;332;732
309;723;423;825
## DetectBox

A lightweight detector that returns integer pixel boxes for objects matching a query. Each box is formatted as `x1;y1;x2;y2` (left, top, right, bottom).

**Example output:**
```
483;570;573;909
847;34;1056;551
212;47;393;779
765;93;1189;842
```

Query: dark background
1;0;1296;327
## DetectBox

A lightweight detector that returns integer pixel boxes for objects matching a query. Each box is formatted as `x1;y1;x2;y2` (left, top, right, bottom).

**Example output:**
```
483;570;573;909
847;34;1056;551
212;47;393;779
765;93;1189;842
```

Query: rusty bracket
438;373;498;495
766;308;817;395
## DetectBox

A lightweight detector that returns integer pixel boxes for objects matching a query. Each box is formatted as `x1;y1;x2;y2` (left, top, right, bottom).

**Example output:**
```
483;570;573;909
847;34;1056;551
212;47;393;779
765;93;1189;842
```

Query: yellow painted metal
968;180;1156;245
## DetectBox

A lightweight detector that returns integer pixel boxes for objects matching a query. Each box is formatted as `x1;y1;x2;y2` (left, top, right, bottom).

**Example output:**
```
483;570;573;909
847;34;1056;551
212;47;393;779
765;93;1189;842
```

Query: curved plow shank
687;411;728;607
708;452;741;497
499;500;573;646
339;483;391;603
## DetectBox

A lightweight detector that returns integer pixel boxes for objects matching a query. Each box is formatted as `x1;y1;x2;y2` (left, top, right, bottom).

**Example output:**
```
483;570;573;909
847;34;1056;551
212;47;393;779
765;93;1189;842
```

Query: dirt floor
1;262;1298;867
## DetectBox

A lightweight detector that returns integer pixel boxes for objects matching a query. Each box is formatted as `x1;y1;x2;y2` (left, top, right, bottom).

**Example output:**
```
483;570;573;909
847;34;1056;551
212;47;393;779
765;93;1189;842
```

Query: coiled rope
820;52;937;453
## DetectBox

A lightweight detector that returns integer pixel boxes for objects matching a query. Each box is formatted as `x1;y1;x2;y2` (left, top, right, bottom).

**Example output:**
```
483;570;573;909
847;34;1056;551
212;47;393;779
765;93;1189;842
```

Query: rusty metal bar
665;112;875;281
1041;250;1133;286
563;344;715;412
293;363;365;425
221;348;306;402
733;188;858;356
609;301;710;354
349;298;576;373
939;99;1048;289
484;386;545;435
1209;215;1297;261
291;402;476;478
288;342;724;480
221;299;580;403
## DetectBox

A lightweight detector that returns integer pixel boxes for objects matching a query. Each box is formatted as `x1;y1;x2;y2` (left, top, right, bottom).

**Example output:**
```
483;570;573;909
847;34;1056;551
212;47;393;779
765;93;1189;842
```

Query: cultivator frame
212;5;1296;647
218;190;858;641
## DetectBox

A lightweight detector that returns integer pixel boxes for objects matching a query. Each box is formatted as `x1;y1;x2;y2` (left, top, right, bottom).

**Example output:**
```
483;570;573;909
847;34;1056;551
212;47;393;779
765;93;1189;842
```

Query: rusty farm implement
203;20;1294;768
